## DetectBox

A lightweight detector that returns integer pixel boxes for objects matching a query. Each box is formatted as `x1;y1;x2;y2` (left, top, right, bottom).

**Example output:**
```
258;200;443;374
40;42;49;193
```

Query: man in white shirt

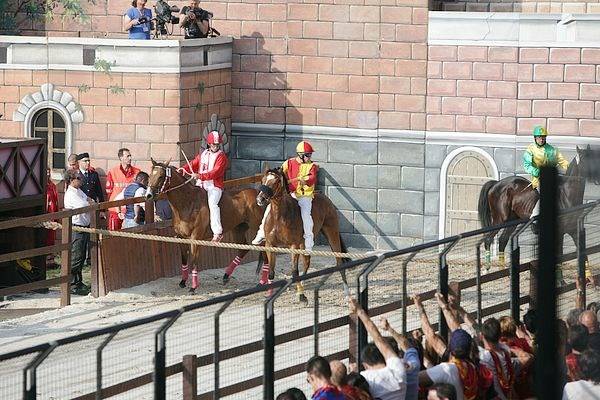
563;349;600;400
349;297;407;400
63;169;94;295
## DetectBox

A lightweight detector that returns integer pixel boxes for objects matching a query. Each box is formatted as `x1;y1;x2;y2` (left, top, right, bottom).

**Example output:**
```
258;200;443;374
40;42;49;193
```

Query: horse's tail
478;179;497;228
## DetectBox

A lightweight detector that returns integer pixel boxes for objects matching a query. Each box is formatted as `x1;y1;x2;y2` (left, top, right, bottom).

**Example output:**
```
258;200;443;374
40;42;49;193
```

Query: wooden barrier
93;173;263;296
0;173;264;302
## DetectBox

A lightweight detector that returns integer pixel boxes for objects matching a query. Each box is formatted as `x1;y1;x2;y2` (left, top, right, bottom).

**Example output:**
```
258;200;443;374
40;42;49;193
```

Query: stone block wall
427;45;600;135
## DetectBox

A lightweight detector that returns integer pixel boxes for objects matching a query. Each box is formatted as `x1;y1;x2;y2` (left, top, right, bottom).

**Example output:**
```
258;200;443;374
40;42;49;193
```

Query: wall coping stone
429;12;600;47
0;35;232;73
233;123;600;149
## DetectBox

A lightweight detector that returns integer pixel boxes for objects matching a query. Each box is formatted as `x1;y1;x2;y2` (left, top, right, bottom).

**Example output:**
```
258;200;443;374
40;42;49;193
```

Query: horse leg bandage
225;256;243;276
192;269;199;289
260;264;270;285
181;265;189;282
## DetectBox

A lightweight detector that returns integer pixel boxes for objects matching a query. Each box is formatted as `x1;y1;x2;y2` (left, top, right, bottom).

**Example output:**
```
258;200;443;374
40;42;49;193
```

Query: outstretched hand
348;297;359;314
379;317;391;332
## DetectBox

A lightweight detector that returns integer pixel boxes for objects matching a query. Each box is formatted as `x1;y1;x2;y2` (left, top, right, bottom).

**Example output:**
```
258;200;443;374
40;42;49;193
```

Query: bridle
153;164;195;195
258;171;284;202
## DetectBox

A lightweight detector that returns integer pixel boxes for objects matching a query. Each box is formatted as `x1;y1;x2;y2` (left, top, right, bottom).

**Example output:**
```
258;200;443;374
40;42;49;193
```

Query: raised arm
349;298;397;360
448;295;476;329
414;295;447;357
379;317;410;352
435;292;461;332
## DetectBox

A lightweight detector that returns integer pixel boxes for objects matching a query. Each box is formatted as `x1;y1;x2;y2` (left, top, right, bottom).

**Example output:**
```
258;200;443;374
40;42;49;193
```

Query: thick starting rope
37;221;369;259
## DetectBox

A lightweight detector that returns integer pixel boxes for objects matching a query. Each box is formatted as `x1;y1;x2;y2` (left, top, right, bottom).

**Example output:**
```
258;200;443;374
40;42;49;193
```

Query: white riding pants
293;194;314;249
530;186;540;219
207;187;223;235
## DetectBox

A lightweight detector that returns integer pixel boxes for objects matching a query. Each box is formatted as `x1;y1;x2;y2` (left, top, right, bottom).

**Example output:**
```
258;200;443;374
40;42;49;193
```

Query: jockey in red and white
179;130;228;242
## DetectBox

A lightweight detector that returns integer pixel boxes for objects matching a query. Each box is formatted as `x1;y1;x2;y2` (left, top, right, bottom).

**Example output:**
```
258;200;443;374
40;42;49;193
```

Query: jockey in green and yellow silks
524;126;569;220
523;126;569;190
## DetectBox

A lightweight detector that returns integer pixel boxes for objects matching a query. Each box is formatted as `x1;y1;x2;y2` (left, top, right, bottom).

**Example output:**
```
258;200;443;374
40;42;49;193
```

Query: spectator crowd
278;295;600;400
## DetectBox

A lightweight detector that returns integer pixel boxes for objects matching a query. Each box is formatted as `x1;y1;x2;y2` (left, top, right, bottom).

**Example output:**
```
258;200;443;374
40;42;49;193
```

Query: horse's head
146;157;172;199
575;145;600;184
256;168;287;207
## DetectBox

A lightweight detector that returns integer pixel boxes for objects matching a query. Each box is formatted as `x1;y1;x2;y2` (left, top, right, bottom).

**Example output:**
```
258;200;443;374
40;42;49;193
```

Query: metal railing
1;200;599;399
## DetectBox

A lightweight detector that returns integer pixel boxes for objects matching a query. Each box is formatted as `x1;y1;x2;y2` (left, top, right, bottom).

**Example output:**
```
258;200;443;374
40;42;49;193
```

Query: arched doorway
440;147;499;237
31;108;68;174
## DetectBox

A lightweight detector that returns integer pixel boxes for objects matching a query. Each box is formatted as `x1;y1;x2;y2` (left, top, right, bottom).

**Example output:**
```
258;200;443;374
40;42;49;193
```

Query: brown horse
478;146;593;269
146;159;265;293
256;168;350;303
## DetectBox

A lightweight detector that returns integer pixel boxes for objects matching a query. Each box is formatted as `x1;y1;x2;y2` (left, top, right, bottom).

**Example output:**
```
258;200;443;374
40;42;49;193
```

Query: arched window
31;109;67;173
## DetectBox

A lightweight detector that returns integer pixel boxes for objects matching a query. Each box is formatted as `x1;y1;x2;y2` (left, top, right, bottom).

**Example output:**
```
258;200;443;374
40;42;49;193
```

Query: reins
155;165;196;195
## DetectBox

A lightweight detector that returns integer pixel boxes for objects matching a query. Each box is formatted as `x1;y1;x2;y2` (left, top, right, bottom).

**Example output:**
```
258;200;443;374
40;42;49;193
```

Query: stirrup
212;234;223;242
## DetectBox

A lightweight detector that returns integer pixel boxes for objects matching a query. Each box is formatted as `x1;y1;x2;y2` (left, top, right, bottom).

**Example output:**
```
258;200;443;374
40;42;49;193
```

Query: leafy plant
109;85;124;95
78;84;90;93
93;58;116;74
0;0;96;34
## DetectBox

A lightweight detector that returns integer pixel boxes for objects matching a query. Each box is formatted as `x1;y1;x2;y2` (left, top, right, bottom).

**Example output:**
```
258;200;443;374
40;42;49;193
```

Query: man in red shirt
46;168;59;247
179;130;228;242
105;148;140;230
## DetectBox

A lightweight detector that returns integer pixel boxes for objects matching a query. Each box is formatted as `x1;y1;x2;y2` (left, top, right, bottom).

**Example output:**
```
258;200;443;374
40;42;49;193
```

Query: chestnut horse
146;159;265;293
478;146;594;270
256;168;350;303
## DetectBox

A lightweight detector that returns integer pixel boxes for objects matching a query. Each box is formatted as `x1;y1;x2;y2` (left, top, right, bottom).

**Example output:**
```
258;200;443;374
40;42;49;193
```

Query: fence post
401;252;417;335
475;240;484;327
576;207;593;309
90;210;100;298
508;219;534;321
314;273;332;356
439;238;460;341
23;343;56;400
145;199;155;224
535;166;560;400
183;355;198;400
356;256;385;367
96;331;118;400
154;311;182;400
214;299;234;400
60;216;72;307
264;282;289;400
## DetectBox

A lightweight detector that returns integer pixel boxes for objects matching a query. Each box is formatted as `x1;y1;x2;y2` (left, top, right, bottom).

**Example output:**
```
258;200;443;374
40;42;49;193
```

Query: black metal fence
1;200;599;400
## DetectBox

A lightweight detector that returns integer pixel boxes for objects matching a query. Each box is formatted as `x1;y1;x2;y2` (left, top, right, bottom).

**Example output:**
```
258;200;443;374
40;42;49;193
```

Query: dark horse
256;168;350;303
146;159;265;294
478;146;594;269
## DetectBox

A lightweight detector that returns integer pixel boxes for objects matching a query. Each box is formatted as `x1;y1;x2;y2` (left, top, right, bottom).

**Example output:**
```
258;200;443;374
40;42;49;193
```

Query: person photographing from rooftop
180;0;210;39
123;0;153;40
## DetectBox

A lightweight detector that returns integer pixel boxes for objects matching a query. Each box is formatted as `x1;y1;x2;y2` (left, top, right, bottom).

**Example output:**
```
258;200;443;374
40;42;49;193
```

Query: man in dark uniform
77;152;105;265
77;152;104;203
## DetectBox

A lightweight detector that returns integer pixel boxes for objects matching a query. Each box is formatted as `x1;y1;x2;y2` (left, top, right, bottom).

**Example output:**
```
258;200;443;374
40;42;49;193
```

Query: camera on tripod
154;0;179;36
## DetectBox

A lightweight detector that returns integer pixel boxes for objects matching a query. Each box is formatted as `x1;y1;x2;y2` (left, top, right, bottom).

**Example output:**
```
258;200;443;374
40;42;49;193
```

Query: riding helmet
207;130;222;145
296;141;314;154
532;126;548;137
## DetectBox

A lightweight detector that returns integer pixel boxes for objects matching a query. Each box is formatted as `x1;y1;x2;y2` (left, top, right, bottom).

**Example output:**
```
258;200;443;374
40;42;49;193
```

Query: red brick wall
426;45;600;135
10;0;429;130
1;68;230;173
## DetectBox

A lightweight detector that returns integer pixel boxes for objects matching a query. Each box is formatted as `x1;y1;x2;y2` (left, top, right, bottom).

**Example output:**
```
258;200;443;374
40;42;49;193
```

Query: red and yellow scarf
450;357;478;400
489;348;514;398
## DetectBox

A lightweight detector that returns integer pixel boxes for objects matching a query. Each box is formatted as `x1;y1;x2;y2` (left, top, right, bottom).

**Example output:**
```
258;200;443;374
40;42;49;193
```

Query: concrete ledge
429;12;600;47
0;35;232;73
232;123;600;150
